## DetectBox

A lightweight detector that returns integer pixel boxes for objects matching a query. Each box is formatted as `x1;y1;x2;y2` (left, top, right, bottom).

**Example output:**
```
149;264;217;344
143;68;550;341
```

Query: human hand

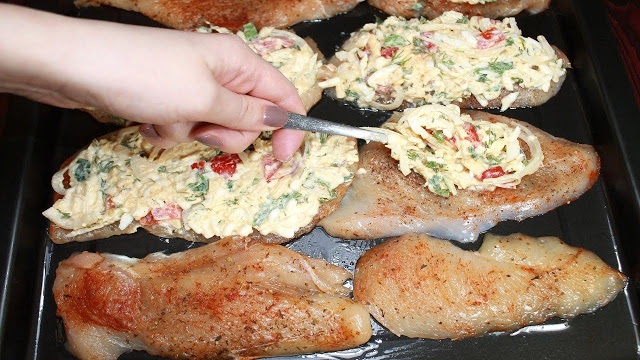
0;4;305;160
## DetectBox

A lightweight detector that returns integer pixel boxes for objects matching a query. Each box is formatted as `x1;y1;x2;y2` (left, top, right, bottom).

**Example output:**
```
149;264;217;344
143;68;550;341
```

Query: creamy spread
319;12;568;110
197;23;321;95
43;128;358;239
372;104;543;196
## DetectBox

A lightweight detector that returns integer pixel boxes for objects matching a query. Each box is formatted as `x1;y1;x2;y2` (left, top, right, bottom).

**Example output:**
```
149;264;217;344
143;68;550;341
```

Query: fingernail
263;106;288;128
139;124;162;140
195;134;222;148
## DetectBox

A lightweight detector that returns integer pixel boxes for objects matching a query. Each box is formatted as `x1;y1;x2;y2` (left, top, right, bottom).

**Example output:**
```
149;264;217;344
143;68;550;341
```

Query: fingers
271;129;306;161
140;122;303;161
140;122;262;154
208;85;291;131
139;124;178;149
206;35;306;116
192;124;261;154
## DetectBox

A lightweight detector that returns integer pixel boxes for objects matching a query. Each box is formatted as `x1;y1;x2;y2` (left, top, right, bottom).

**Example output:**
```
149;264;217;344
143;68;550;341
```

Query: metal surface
285;113;388;143
0;0;638;359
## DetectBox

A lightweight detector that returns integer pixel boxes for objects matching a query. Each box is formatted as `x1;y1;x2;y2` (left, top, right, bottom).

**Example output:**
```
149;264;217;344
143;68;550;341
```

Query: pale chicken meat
320;111;600;242
368;0;550;19
74;0;364;30
53;238;372;360
354;233;627;339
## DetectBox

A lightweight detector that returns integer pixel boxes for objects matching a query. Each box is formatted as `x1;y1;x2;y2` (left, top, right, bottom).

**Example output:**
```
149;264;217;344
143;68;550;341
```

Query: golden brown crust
367;0;550;19
74;0;362;31
48;132;358;244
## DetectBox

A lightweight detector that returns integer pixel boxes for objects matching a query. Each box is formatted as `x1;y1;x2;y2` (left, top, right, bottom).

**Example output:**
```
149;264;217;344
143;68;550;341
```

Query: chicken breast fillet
354;233;627;339
74;0;364;30
368;0;550;19
320;111;600;242
54;238;372;360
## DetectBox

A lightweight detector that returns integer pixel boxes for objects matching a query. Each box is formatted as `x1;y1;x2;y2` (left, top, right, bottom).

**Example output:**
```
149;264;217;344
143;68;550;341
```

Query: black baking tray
1;0;639;359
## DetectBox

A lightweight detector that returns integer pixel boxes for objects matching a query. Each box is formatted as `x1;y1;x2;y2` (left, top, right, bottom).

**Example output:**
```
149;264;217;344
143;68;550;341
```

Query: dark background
0;0;639;359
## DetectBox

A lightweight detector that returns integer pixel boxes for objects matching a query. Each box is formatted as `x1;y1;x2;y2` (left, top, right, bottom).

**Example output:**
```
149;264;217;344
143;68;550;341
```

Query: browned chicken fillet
368;0;550;19
354;233;627;339
74;0;363;30
320;111;600;242
54;238;372;360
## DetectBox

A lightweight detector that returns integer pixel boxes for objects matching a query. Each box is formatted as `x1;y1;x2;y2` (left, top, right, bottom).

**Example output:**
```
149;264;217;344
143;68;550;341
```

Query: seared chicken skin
368;0;550;19
354;233;627;339
54;238;372;359
320;111;600;242
74;0;363;31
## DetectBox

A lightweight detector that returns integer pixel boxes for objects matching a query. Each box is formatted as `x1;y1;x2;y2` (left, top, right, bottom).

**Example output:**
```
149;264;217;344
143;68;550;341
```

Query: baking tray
0;0;638;359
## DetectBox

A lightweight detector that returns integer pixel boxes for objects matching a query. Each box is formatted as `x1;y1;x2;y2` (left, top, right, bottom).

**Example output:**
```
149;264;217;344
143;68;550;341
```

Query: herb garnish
74;159;91;182
243;23;258;41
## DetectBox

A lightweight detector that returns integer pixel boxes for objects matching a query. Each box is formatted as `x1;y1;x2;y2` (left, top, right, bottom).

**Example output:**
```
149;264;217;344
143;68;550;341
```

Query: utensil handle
285;113;388;143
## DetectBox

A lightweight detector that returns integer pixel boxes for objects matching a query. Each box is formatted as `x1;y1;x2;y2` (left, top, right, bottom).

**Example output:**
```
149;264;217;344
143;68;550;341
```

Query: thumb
208;84;291;131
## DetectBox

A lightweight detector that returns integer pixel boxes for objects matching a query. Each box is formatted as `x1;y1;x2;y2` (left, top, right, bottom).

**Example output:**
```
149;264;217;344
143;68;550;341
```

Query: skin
0;4;305;160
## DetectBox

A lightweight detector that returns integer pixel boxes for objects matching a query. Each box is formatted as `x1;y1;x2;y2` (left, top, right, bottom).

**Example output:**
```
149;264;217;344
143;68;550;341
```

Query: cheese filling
319;12;568;110
371;104;543;196
197;23;320;95
43;128;358;239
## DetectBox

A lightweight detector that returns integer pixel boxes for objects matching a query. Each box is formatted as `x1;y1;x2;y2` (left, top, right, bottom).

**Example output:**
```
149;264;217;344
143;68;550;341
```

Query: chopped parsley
315;179;336;199
227;181;234;190
506;37;515;46
188;174;209;195
425;161;444;171
119;134;139;149
441;58;454;68
428;175;450;197
456;16;469;24
412;38;426;54
157;166;167;173
432;130;445;143
344;89;360;100
412;2;424;11
74;158;91;182
486;155;502;166
407;152;419;161
97;160;116;173
512;77;524;84
243;23;258;41
108;114;127;126
488;61;514;76
487;129;497;147
468;146;480;159
253;192;302;226
384;34;408;47
57;209;71;219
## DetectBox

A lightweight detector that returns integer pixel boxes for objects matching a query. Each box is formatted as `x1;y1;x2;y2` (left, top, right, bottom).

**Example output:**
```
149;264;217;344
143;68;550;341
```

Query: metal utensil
284;112;388;143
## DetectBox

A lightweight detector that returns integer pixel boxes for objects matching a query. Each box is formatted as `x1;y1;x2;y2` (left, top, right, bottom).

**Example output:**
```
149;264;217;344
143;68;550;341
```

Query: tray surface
2;1;638;359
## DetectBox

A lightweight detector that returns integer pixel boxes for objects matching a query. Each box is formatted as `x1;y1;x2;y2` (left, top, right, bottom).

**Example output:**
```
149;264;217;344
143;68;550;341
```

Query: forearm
0;4;86;107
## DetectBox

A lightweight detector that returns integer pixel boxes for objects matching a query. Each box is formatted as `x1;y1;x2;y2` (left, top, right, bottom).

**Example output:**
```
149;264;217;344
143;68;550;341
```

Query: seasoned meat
54;238;372;359
320;111;600;242
354;233;626;339
75;0;363;30
368;0;550;19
